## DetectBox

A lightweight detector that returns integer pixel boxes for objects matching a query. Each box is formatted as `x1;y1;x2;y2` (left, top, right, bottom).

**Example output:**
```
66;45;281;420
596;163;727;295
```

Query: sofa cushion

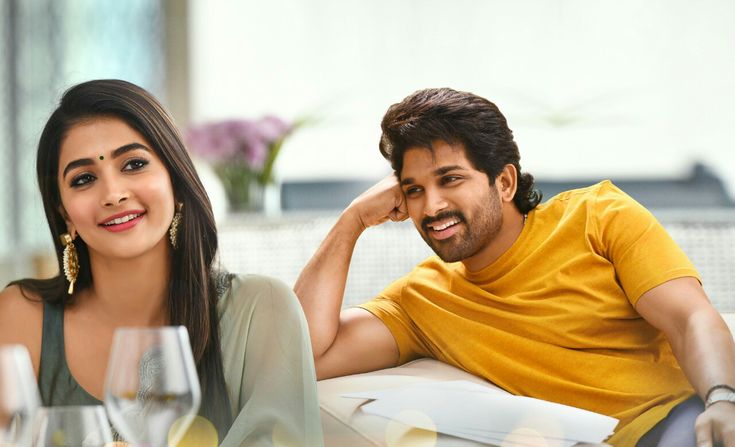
319;359;508;446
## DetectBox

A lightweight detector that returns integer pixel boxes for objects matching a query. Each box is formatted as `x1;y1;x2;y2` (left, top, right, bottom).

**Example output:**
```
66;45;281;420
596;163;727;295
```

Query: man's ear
495;164;518;203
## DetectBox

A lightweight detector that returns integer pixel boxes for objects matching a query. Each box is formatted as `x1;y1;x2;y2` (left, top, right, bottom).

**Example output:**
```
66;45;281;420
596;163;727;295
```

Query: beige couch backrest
218;209;735;312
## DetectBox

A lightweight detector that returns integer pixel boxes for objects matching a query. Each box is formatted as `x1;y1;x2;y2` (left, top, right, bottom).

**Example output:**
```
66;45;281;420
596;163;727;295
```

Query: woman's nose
99;178;130;207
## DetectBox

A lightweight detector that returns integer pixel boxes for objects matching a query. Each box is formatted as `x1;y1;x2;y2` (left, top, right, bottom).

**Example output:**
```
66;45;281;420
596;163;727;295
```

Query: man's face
399;140;503;263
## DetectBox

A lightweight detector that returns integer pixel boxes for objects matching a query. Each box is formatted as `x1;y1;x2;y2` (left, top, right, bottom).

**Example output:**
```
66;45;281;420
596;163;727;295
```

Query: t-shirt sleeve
357;276;431;364
591;181;701;305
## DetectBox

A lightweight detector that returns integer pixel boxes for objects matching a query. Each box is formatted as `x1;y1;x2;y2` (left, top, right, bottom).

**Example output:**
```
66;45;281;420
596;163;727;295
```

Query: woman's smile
98;209;146;232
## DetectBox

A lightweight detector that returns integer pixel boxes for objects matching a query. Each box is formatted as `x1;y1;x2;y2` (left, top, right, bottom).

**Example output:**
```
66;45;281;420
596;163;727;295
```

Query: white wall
189;0;735;196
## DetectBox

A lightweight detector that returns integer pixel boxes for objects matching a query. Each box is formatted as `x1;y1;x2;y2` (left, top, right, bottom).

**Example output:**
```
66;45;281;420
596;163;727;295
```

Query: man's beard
418;187;503;263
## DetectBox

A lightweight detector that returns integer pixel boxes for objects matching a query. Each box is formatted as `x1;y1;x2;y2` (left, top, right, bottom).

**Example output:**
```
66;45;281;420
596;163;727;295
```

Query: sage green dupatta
217;274;324;447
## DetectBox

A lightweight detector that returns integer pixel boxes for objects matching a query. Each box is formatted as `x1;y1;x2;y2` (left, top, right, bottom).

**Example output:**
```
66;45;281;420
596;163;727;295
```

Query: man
294;88;735;447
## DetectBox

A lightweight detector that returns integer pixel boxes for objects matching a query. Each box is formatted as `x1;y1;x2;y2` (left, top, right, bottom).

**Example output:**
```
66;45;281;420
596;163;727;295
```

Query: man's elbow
313;352;339;381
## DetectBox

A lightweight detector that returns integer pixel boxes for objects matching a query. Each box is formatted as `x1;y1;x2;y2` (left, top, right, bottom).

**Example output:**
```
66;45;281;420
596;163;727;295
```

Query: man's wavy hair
379;88;542;213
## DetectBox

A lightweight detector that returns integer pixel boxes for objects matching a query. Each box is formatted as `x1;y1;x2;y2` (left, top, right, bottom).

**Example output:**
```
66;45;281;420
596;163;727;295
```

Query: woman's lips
99;212;145;233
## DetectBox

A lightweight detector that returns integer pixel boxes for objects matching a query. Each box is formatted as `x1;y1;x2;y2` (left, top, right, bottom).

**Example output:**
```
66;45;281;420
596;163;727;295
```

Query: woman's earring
60;233;78;295
169;203;183;249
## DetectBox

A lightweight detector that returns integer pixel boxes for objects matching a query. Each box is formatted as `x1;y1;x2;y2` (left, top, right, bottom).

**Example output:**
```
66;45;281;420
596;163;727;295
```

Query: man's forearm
672;308;735;399
294;209;365;357
636;278;735;444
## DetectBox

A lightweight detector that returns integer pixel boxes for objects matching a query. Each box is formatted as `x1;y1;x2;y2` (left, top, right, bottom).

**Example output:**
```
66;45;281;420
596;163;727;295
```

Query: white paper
343;380;617;446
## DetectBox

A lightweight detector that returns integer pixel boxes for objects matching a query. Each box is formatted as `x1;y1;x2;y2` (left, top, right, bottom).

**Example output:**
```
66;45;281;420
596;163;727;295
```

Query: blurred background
1;0;734;285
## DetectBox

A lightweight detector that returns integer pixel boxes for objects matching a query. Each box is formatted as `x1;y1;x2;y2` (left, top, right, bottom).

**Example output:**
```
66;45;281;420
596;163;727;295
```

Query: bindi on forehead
60;142;151;180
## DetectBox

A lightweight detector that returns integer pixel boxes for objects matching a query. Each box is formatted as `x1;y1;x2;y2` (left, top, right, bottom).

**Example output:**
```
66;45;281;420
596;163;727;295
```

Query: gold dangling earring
60;233;78;295
169;203;183;249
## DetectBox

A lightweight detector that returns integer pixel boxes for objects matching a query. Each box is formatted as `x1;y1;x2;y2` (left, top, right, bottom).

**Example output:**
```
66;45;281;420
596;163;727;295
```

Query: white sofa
217;210;735;446
318;359;496;447
317;359;623;447
316;318;734;447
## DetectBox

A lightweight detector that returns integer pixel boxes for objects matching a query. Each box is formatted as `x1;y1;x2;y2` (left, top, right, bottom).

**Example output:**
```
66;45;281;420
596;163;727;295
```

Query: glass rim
0;343;31;354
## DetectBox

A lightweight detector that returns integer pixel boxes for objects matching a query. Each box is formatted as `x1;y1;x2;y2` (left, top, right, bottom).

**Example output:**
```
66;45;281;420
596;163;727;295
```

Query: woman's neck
77;238;172;327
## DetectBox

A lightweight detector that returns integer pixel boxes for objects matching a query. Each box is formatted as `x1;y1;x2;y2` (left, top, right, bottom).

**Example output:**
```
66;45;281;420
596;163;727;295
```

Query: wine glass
31;406;113;447
0;345;41;447
103;327;201;447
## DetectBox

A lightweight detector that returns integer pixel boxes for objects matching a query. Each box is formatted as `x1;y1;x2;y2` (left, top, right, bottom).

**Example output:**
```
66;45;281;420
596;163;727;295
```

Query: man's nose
424;188;448;217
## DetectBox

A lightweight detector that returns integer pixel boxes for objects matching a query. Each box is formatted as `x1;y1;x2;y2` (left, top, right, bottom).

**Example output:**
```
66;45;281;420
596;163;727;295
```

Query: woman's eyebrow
62;143;150;179
62;158;94;179
111;142;150;159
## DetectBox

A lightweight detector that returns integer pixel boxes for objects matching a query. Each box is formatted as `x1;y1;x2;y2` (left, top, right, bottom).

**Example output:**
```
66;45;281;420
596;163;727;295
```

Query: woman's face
57;117;176;261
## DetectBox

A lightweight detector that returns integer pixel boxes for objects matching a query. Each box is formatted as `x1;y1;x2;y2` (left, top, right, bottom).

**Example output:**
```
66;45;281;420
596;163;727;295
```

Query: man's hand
695;402;735;446
345;175;409;231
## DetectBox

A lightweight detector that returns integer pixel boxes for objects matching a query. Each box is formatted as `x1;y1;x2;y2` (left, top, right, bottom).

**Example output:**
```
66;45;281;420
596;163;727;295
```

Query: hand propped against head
344;175;409;231
293;174;408;375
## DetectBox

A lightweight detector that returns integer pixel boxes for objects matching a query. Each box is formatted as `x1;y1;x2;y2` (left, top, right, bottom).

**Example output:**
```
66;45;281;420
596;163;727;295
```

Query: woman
0;79;324;446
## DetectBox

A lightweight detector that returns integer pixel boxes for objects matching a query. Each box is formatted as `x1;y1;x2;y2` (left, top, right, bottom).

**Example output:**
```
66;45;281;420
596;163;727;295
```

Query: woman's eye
70;173;95;187
122;158;149;171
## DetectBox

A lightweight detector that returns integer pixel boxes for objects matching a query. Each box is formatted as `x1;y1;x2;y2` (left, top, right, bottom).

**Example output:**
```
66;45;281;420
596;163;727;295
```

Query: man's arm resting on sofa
315;308;399;380
635;276;735;447
295;176;407;380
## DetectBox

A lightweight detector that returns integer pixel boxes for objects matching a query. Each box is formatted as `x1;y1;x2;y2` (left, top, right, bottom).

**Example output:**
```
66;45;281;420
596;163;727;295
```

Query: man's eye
442;176;460;184
405;187;422;196
122;158;149;171
70;173;95;187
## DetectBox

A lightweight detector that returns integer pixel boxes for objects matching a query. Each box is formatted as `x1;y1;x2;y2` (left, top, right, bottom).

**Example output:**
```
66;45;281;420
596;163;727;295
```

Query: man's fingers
388;208;409;222
391;193;409;222
724;428;735;447
718;419;735;447
695;415;713;447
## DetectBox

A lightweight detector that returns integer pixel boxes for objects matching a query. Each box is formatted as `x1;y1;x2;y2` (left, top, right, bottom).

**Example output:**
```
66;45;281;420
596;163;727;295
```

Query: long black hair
379;87;542;213
10;79;233;436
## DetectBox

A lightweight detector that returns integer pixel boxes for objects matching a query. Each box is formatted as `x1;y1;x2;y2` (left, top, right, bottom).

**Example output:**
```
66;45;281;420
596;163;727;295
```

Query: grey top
39;300;100;406
37;274;324;446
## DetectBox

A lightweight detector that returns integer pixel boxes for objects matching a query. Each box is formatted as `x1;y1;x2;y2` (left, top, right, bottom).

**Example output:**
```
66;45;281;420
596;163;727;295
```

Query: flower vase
214;165;263;212
221;178;278;214
243;180;265;212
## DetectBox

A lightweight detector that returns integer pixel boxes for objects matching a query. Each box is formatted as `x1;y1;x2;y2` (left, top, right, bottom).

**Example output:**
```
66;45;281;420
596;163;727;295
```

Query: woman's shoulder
229;273;291;292
0;284;44;329
218;274;301;322
0;284;44;374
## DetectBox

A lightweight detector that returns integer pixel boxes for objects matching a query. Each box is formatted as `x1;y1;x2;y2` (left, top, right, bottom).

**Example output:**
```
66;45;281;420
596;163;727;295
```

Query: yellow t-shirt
359;180;699;447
